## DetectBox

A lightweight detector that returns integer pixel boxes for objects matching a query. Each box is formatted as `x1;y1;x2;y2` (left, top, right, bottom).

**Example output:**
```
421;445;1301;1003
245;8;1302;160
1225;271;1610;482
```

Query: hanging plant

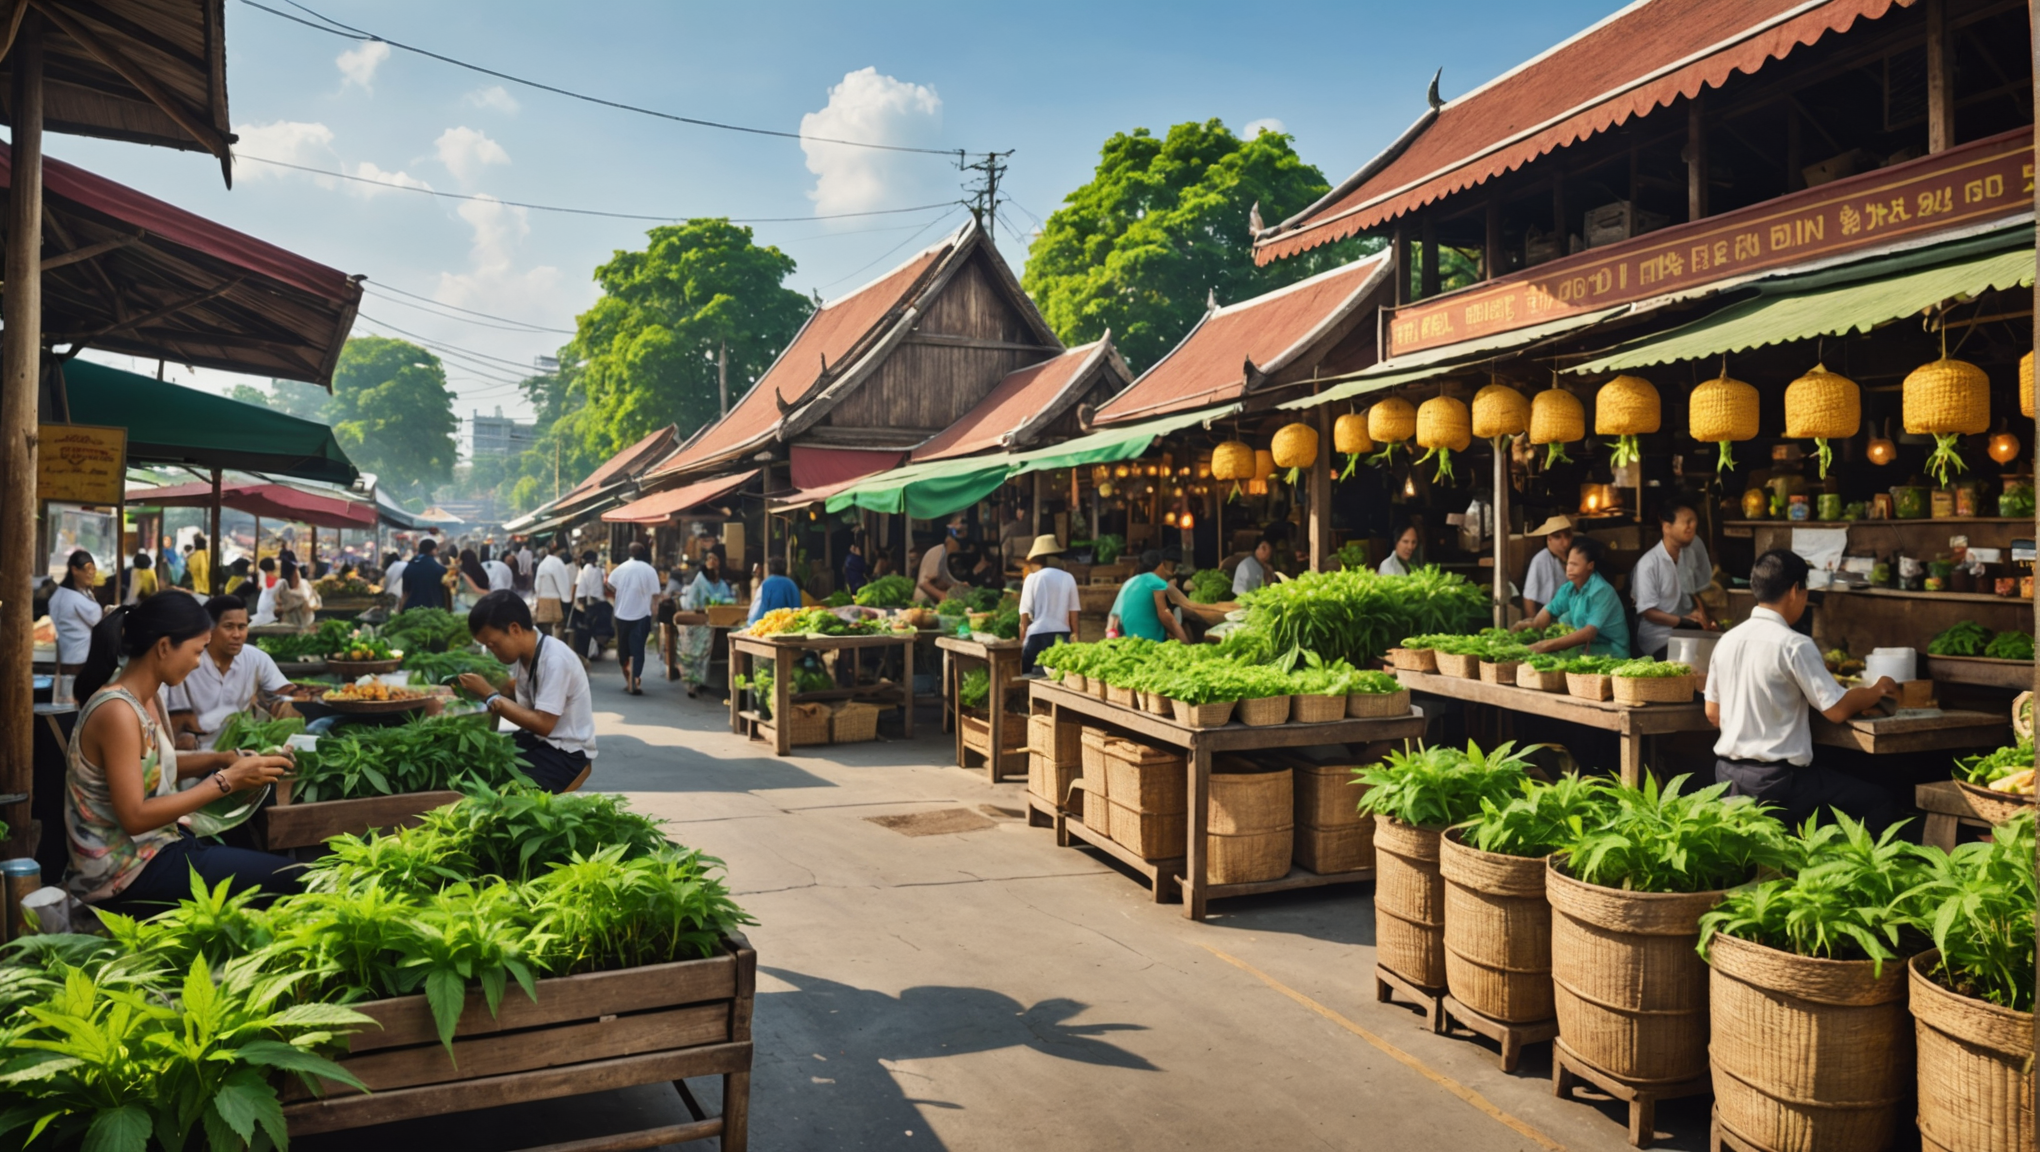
1594;374;1660;470
1368;396;1416;463
1904;356;1991;487
1530;385;1583;468
1689;369;1758;473
1334;411;1373;480
1271;422;1319;486
1782;363;1859;480
1415;396;1471;482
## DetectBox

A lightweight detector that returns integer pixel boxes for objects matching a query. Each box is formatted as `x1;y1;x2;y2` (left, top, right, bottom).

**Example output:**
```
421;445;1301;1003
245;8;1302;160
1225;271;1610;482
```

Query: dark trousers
616;615;651;682
1715;757;1898;831
1020;630;1068;675
514;729;590;793
98;831;303;916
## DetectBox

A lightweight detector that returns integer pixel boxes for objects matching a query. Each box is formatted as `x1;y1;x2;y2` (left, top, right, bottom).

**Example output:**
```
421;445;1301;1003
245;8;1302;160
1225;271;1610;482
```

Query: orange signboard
1386;128;2034;358
38;423;128;505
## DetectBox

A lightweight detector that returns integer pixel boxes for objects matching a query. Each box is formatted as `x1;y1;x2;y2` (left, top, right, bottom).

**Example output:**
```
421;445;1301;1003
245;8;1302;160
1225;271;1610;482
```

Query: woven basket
1142;690;1173;716
1064;671;1090;694
1253;449;1276;483
1708;932;1912;1152
960;712;1026;757
1028;713;1082;767
1079;726;1111;780
1612;674;1694;705
1954;778;2035;824
1440;830;1552;1024
830;701;881;744
1087;677;1109;702
1208;765;1293;885
1435;652;1479;679
1547;861;1724;1084
1565;671;1612;701
1079;729;1111;831
1237;695;1291;727
325;657;403;678
1376;818;1446;989
1294;761;1373;873
1109;800;1186;861
1595;374;1661;436
1903;357;1991;436
2022;350;2034;419
1689;374;1759;444
1389;647;1436;673
1347;689;1411;718
1471;384;1528;439
1911;949;2034;1152
1104;739;1186;815
1416;396;1471;452
1784;365;1861;439
1290;693;1346;724
1517;666;1567;692
761;702;831;748
1334;412;1373;455
1081;780;1111;834
1105;683;1137;709
1272;422;1319;470
1531;387;1584;445
1028;751;1080;808
703;604;749;629
1296;823;1373;873
1212;440;1256;482
1478;660;1520;686
1368;396;1416;445
1171;698;1235;728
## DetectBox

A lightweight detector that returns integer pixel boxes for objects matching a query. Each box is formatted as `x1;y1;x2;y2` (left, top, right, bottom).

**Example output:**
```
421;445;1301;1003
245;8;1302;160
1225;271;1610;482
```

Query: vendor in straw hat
1521;514;1575;618
1017;535;1081;675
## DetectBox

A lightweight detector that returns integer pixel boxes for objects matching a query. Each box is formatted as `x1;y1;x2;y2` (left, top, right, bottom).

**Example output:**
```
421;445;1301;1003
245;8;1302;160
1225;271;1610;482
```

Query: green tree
226;378;333;423
328;336;459;501
1022;120;1372;372
568;219;811;460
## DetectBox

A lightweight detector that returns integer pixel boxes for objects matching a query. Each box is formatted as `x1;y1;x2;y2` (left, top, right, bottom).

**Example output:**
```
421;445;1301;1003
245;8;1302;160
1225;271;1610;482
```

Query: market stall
936;633;1025;782
727;631;918;756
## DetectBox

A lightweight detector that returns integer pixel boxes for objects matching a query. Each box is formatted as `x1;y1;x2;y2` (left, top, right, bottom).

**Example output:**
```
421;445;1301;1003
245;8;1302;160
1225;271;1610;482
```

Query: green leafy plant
1612;658;1693;679
1335;541;1369;572
1465;774;1616;858
1903;814;2034;1010
958;668;991;710
212;713;306;755
1186;568;1232;603
1928;620;1991;657
1557;775;1790;894
1923;433;1967;487
1954;740;2032;787
1238;567;1487;670
1356;741;1531;829
293;715;530;803
254;619;357;661
378;608;471;655
1984;630;2034;661
823;589;854;607
1561;654;1625;674
1697;814;1932;974
1348;670;1403;695
853;574;915;608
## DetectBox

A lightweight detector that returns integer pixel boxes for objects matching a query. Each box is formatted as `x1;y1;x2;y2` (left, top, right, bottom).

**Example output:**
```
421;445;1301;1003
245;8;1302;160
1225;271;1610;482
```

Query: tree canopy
1022;120;1370;372
326;336;460;500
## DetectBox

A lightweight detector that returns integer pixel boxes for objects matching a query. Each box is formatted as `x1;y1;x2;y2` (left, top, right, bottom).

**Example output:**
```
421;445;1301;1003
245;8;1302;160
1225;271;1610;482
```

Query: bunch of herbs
1557;775;1790;894
1697;814;1932;974
1356;740;1532;829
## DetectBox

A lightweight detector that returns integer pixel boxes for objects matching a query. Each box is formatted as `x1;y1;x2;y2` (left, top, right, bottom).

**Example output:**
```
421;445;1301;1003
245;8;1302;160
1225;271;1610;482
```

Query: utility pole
960;150;1015;243
718;339;729;418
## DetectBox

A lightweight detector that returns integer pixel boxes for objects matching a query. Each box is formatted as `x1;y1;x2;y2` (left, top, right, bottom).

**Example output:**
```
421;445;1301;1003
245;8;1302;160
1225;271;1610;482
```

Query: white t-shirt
608;558;661;622
535;554;574;602
575;563;606;601
1378;554;1411;577
915;544;952;601
1018;566;1080;638
384;559;408;593
1523;547;1566;606
163;646;291;751
1232;555;1268;597
1631;541;1693;657
251;580;280;626
49;585;103;664
515;548;534;577
514;634;596;758
1704;606;1844;766
484;560;515;592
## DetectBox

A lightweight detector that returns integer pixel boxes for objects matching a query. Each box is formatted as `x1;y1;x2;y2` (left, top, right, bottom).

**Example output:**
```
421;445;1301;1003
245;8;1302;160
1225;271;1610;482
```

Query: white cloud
336;41;390;91
433;126;510;185
350;160;432;197
233;120;335;178
799;67;943;219
1244;117;1287;138
434;194;564;324
463;85;520;114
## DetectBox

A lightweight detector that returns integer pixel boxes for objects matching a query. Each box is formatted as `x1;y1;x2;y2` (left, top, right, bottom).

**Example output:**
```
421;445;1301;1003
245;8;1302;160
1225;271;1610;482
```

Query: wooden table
936;635;1025;782
1809;708;2005;754
1031;681;1427;920
727;632;917;755
1395;670;1708;787
1915;778;2033;850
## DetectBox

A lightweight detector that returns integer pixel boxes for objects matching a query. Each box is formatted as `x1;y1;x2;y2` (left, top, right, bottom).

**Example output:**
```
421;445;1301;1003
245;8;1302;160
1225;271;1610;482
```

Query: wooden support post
1483;194;1502;281
1392;221;1409;305
208;468;222;594
1492;437;1509;629
2028;0;2038;1037
1926;0;1953;154
1686;95;1708;222
1419;215;1440;298
1032;470;1045;538
0;15;44;852
1310;405;1332;571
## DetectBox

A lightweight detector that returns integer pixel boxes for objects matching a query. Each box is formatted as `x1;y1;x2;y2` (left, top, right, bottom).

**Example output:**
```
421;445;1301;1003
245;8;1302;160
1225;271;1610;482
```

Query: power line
814;208;964;292
356;313;562;372
246;0;977;157
362;281;573;332
362;288;573;334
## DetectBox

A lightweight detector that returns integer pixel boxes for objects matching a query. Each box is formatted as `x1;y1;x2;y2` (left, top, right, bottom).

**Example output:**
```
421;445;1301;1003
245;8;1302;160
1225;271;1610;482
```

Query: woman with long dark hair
454;547;490;611
49;549;104;670
272;559;319;630
65;595;298;913
675;551;730;697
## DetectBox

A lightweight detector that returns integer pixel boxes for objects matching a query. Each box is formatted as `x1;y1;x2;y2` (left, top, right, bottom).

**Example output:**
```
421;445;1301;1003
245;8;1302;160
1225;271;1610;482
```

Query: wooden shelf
1926;655;2035;689
1728;586;2033;605
1725;518;2034;527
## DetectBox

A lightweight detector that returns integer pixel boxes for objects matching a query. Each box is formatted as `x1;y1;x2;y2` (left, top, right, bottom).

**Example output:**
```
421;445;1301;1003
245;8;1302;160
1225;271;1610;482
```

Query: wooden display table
1809;708;2005;754
1395;670;1709;787
726;632;916;755
1915;778;2032;850
936;635;1025;782
1029;680;1426;920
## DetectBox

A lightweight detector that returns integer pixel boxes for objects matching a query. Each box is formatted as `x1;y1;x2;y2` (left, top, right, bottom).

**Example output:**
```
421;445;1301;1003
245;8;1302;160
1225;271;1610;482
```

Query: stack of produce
255;618;357;661
1930;620;2033;660
314;572;375;598
852;574;915;608
1955;739;2034;797
292;713;531;802
1232;566;1488;670
379;607;470;654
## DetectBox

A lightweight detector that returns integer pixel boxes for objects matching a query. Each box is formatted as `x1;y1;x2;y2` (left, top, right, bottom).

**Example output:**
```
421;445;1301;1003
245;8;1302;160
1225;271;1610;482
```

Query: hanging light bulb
1866;418;1897;466
1179;510;1195;530
1114;464;1131;479
1164;511;1179;527
1990;431;2021;464
1403;475;1416;497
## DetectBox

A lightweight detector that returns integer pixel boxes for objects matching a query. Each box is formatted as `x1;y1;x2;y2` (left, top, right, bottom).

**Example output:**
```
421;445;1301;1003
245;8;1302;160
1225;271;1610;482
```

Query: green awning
1571;228;2035;374
1008;404;1239;474
1281;306;1631;411
61;358;358;484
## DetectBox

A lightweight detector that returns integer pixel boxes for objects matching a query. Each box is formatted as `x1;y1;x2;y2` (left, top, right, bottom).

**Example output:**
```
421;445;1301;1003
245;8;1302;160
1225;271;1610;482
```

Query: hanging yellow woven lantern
2022;351;2034;418
1471;384;1528;440
1368;396;1416;457
1333;412;1372;479
1904;357;1991;486
1254;448;1277;484
1211;440;1255;481
1782;364;1859;479
1415;396;1471;482
1688;373;1759;473
1594;375;1660;468
1530;386;1584;466
1271;422;1319;485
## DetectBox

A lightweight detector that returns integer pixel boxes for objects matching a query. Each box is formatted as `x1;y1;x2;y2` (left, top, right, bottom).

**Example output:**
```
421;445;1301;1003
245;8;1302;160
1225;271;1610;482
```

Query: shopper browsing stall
1510;536;1631;657
1017;535;1080;674
676;551;732;697
399;538;450;612
1633;498;1715;659
747;556;803;624
1706;549;1898;828
459;590;596;793
49;549;105;671
1520;516;1574;617
1109;549;1190;643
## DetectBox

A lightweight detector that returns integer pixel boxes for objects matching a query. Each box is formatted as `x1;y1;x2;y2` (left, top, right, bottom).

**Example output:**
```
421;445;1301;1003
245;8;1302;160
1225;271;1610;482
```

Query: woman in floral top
66;594;298;913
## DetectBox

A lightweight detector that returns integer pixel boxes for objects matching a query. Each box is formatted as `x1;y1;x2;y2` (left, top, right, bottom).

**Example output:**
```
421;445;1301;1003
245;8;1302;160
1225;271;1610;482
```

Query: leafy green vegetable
959;668;991;710
293;715;530;803
404;648;510;684
1698;814;1932;974
1904;814;2034;1010
1557;775;1790;894
1236;567;1487;670
1187;568;1233;603
254;618;357;661
1561;654;1625;674
1356;740;1531;829
854;574;915;608
1955;740;2032;786
1984;630;2034;661
823;589;855;607
1348;669;1403;694
1928;620;1991;657
1466;774;1616;858
1612;657;1693;679
213;712;306;754
380;607;471;654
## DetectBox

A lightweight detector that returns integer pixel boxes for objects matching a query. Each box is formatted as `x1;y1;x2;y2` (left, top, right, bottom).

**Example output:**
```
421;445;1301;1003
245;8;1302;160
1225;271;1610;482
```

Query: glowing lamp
1114;464;1131;479
1179;511;1195;530
1164;511;1179;527
1403;475;1416;497
1989;432;2021;464
1866;419;1897;466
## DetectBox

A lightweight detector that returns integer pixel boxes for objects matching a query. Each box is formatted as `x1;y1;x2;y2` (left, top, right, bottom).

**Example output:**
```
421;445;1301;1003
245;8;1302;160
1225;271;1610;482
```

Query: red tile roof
1255;0;1905;264
1094;253;1390;425
601;469;758;525
911;341;1118;462
647;237;954;479
560;424;677;504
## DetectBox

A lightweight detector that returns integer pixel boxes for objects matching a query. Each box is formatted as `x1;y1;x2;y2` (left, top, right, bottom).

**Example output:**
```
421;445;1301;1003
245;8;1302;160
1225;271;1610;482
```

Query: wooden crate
284;934;755;1150
257;790;463;852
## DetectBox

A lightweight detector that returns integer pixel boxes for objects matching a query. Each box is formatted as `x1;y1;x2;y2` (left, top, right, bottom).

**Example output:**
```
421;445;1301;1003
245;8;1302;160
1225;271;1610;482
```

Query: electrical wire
246;0;978;157
362;287;574;334
813;208;964;293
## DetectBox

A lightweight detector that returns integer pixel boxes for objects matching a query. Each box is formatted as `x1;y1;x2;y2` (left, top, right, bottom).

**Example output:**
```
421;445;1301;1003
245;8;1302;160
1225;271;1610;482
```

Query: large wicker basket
830;702;882;744
1439;830;1552;1025
1208;765;1293;885
1029;713;1081;767
1612;673;1694;706
1375;818;1446;990
1292;761;1373;874
1347;689;1411;718
1389;647;1437;673
1171;699;1236;728
1435;652;1479;679
1708;932;1911;1152
1290;693;1345;724
1478;660;1520;686
760;702;831;748
1565;672;1612;701
1236;695;1291;727
1911;950;2035;1152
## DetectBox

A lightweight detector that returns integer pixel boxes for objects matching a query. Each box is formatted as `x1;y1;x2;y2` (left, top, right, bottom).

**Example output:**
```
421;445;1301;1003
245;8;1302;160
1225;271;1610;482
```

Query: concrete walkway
301;666;1711;1152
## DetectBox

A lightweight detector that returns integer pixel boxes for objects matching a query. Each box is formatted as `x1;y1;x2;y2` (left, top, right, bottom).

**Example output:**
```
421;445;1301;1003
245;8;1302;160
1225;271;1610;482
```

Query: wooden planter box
284;934;756;1150
256;789;463;851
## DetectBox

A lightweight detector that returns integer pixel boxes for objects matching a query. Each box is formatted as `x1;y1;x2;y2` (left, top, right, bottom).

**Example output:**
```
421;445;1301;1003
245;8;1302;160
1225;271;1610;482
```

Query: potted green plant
1610;657;1696;706
1346;668;1412;718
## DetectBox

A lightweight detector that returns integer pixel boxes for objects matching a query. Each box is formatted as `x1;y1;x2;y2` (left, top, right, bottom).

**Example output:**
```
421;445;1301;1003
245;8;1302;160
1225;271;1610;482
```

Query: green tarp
1279;306;1631;411
62;357;357;484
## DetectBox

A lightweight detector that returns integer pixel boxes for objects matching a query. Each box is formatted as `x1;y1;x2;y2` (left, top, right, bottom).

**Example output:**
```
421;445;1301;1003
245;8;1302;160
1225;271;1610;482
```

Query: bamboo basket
1472;384;1528;439
1435;652;1479;679
1595;374;1661;435
1142;690;1172;717
1389;647;1436;673
1236;695;1291;727
1565;671;1612;701
1105;683;1137;709
1689;374;1759;445
1531;386;1584;445
1028;751;1079;808
1103;739;1186;814
1293;761;1373;873
759;702;831;748
1208;764;1293;885
1911;949;2034;1152
1062;672;1088;693
1953;779;2034;824
1416;396;1471;452
1171;699;1236;728
1211;440;1255;482
1079;727;1112;794
1517;666;1567;692
1369;396;1416;445
1272;423;1319;471
1087;677;1109;702
960;712;1027;757
1375;818;1446;990
1109;801;1186;861
1903;357;1992;436
1612;673;1694;705
1347;689;1411;718
1028;713;1081;767
1334;412;1373;455
2023;350;2034;419
1439;830;1553;1024
1547;861;1723;1084
1707;932;1912;1152
1290;693;1346;724
830;701;881;744
1784;365;1861;439
1478;660;1520;686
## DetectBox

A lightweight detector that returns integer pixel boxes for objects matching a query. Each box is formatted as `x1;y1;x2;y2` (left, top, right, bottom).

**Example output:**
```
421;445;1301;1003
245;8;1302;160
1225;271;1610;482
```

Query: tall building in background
471;407;535;459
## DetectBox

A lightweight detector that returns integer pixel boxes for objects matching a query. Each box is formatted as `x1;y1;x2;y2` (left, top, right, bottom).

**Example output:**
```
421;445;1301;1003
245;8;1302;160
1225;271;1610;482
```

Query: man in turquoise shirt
1109;549;1190;643
1510;535;1631;657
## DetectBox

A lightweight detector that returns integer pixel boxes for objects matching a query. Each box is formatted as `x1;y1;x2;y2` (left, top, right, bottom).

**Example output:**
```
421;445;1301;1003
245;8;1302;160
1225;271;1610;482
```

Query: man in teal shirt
1511;536;1630;657
1109;549;1190;643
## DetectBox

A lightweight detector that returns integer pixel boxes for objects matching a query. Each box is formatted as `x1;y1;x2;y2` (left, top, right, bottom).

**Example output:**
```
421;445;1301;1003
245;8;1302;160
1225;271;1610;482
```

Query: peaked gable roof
910;337;1131;462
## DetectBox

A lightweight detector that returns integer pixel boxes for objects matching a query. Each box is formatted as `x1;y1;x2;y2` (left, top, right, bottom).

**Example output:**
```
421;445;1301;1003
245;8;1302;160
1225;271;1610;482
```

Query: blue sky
60;0;1620;428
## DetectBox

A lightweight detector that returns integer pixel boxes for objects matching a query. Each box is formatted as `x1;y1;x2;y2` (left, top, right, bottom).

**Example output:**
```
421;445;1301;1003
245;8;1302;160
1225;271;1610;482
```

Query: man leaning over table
1509;535;1630;658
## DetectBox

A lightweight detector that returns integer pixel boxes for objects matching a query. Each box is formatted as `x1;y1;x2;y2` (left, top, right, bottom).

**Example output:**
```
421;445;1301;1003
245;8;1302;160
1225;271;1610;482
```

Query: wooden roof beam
40;228;138;272
29;1;232;174
53;276;241;347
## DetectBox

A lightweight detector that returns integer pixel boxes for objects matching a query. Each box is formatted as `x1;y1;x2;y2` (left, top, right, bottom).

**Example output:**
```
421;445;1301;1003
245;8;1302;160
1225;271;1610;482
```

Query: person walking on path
460;590;596;793
676;552;732;697
185;535;211;595
1016;536;1079;674
399;538;450;612
572;550;611;663
533;539;574;639
607;542;661;696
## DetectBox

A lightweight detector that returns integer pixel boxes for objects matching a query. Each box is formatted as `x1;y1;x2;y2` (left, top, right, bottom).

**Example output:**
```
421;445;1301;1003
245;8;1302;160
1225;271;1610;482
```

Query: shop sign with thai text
1386;128;2033;357
38;423;127;505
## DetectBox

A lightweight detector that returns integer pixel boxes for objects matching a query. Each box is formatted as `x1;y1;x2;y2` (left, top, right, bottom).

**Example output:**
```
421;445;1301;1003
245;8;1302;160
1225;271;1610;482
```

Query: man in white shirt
461;590;596;792
1632;498;1714;658
164;594;294;750
534;540;575;639
1706;548;1897;828
1520;516;1574;616
1232;536;1275;597
482;548;516;593
1016;535;1081;675
916;518;963;603
513;543;535;592
606;541;662;695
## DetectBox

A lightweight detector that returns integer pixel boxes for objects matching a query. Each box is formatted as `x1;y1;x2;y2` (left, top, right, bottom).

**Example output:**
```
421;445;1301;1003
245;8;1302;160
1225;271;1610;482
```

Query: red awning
602;471;759;526
789;445;905;492
126;480;377;529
